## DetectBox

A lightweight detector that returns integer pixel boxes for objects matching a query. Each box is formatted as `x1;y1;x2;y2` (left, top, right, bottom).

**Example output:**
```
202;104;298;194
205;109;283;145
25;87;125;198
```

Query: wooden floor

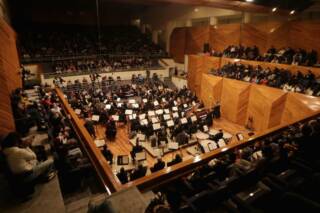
90;117;254;171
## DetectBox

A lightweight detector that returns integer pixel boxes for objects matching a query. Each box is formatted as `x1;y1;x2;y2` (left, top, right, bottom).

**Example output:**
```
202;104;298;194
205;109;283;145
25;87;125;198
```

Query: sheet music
208;142;217;151
129;114;137;120
94;139;105;148
132;103;139;109
154;101;159;106
163;114;171;120
148;111;155;117
140;119;148;126
156;109;164;115
136;133;146;141
105;104;111;110
191;115;197;122
164;109;170;114
218;139;226;148
168;142;179;150
112;115;119;121
128;99;136;104
139;114;146;120
153;123;161;130
167;120;174;127
172;106;178;111
92;115;100;121
125;109;133;115
151;117;159;123
173;112;179;118
135;152;146;161
75;109;81;115
143;98;148;103
180;118;188;124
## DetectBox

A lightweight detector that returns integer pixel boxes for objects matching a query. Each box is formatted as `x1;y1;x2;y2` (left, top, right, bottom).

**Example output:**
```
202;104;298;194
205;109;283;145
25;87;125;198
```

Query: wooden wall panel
200;74;223;108
268;93;288;129
220;78;250;125
187;55;203;95
266;22;290;50
241;24;268;54
289;21;320;60
170;27;187;63
209;23;241;52
202;56;221;73
0;18;20;137
246;85;286;132
0;59;15;138
281;93;320;125
185;26;210;55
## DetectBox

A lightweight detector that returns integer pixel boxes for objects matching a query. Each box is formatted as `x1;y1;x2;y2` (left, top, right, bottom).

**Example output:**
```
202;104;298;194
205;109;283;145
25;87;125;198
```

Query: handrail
42;66;165;79
124;109;320;192
55;87;122;194
21;53;169;64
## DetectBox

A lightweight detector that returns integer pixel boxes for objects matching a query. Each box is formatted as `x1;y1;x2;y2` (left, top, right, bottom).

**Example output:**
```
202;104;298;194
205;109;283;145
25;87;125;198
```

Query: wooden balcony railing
55;87;320;194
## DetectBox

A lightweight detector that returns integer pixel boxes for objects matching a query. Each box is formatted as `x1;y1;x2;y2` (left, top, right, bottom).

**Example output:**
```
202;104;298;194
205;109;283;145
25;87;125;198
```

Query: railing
43;65;165;79
21;53;169;64
55;87;320;194
55;88;122;194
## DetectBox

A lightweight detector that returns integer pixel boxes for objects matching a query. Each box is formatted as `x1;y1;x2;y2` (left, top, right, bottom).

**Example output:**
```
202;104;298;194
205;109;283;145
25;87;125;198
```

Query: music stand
75;109;81;115
117;155;129;165
163;114;171;120
139;114;146;120
125;109;133;115
180;118;188;124
135;151;147;161
112;115;119;121
167;120;174;127
153;123;161;131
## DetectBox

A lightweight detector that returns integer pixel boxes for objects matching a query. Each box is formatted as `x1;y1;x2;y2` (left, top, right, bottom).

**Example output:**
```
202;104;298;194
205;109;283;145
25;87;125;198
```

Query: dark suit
152;160;165;172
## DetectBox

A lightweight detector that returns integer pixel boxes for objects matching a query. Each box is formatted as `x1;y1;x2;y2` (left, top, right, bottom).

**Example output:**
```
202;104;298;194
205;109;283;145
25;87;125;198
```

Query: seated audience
2;132;56;182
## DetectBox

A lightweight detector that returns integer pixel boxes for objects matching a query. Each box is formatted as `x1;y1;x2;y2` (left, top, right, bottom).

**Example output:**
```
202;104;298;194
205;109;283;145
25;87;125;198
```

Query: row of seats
152;115;320;212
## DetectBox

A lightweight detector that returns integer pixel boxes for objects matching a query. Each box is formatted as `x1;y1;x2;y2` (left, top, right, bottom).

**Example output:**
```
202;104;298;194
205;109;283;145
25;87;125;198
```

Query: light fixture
290;10;295;15
272;7;277;12
194;8;199;12
245;0;254;2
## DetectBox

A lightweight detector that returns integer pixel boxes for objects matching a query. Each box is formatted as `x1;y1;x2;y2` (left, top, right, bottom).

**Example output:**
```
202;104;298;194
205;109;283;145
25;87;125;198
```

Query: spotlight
194;8;199;12
272;7;277;12
290;10;295;15
245;0;254;2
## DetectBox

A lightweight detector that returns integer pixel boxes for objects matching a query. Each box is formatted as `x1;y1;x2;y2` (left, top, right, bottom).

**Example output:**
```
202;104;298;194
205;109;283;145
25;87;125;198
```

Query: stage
83;117;254;176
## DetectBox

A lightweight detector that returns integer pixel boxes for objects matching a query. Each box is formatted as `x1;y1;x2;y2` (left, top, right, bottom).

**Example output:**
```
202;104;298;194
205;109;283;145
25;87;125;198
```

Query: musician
84;118;96;138
130;140;144;160
213;101;221;119
151;158;165;172
106;118;117;141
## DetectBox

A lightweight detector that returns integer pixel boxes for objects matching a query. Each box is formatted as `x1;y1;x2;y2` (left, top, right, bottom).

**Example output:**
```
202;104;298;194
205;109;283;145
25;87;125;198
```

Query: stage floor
87;117;254;173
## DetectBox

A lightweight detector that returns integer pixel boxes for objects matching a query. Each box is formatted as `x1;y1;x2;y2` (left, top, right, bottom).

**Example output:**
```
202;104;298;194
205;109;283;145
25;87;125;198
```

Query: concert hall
1;0;320;212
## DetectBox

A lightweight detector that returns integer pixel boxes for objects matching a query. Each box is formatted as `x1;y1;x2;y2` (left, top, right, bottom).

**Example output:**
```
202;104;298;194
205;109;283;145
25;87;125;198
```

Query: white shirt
3;147;38;174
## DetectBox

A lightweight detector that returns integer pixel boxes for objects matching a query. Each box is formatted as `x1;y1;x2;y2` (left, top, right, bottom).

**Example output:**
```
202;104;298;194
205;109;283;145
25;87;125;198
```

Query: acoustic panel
281;92;320;125
200;74;223;108
209;23;241;52
185;26;210;55
170;27;187;63
221;78;251;124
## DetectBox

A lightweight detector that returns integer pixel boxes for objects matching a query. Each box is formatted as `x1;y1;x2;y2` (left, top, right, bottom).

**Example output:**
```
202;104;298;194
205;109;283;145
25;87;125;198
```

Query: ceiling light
194;8;199;12
290;10;295;15
245;0;254;2
272;7;277;12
